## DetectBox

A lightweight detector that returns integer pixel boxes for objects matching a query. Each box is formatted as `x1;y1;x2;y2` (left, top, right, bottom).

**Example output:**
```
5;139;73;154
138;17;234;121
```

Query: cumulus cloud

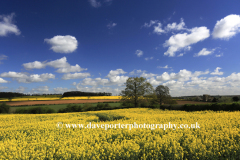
142;20;159;28
129;69;144;76
215;53;223;57
194;48;215;57
143;18;187;35
0;13;20;36
76;85;124;96
53;87;70;93
164;18;187;32
0;71;55;83
212;14;240;40
15;86;27;93
210;67;223;75
145;57;153;61
157;65;172;69
140;72;157;78
46;57;69;68
106;69;127;77
0;54;7;64
23;57;87;73
72;68;240;96
106;69;128;86
153;23;165;35
107;22;117;29
81;78;109;86
88;0;101;8
62;72;90;80
135;50;143;57
0;86;8;91
0;78;8;83
78;69;128;87
31;86;49;94
163;27;210;57
56;64;85;73
23;61;47;70
44;35;78;53
154;69;209;83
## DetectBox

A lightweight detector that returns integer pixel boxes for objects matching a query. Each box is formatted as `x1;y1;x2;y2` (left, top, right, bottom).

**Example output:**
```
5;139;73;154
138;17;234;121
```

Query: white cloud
135;50;143;57
107;22;117;29
226;73;240;82
46;57;69;68
81;78;109;86
164;18;187;32
157;65;172;69
155;69;209;83
146;18;187;35
177;53;184;57
53;87;69;93
140;72;157;78
129;69;144;75
210;67;223;75
0;71;55;83
145;57;153;61
215;53;223;57
62;72;90;80
0;78;8;83
106;69;128;86
88;0;101;8
163;27;210;57
15;86;27;93
0;86;7;91
75;85;124;96
77;69;128;88
142;20;159;28
192;70;209;77
44;35;78;53
153;23;165;35
23;61;47;70
31;86;49;93
0;13;20;36
212;14;240;40
0;71;27;78
194;48;215;57
56;64;86;73
106;69;127;77
23;57;87;73
0;54;7;63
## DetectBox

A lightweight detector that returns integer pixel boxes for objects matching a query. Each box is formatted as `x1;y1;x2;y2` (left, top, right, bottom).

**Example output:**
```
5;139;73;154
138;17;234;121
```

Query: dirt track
4;100;213;106
5;99;121;106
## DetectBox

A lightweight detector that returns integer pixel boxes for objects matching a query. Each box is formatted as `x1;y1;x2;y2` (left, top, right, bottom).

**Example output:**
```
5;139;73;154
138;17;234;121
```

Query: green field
9;102;122;113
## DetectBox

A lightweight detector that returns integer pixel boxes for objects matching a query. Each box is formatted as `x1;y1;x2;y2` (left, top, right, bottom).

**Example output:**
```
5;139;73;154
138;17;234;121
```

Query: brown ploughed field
5;99;213;106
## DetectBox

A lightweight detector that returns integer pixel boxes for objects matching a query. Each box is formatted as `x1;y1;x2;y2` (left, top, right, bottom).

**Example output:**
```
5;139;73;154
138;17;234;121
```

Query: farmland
0;108;240;159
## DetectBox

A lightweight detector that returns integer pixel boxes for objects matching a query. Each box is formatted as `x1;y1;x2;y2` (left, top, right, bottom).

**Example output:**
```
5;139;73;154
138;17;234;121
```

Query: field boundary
5;99;121;106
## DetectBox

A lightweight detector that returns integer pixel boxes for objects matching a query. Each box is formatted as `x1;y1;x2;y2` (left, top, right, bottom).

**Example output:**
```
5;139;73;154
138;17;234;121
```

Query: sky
0;0;240;96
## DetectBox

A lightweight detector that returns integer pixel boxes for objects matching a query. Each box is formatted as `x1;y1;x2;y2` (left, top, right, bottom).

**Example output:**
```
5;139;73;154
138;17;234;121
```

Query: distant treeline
0;92;62;98
0;92;25;98
62;91;112;97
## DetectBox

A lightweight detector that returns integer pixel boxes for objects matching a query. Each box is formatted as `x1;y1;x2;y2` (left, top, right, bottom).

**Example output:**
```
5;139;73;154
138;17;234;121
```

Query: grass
9;102;122;113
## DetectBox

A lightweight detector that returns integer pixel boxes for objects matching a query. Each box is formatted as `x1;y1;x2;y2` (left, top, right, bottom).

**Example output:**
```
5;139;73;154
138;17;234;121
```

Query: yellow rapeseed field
0;108;240;159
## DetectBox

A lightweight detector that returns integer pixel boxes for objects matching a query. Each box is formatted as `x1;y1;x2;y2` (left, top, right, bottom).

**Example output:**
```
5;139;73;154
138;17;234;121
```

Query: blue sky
0;0;240;96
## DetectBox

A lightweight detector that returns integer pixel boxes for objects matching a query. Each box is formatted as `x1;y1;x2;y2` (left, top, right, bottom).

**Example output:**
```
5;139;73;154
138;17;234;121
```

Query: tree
120;77;154;107
232;96;240;102
155;85;170;106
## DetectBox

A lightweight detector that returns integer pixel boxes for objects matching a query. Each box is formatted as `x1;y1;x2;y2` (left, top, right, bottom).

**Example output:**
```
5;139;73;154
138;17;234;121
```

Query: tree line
0;92;62;98
62;91;112;97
